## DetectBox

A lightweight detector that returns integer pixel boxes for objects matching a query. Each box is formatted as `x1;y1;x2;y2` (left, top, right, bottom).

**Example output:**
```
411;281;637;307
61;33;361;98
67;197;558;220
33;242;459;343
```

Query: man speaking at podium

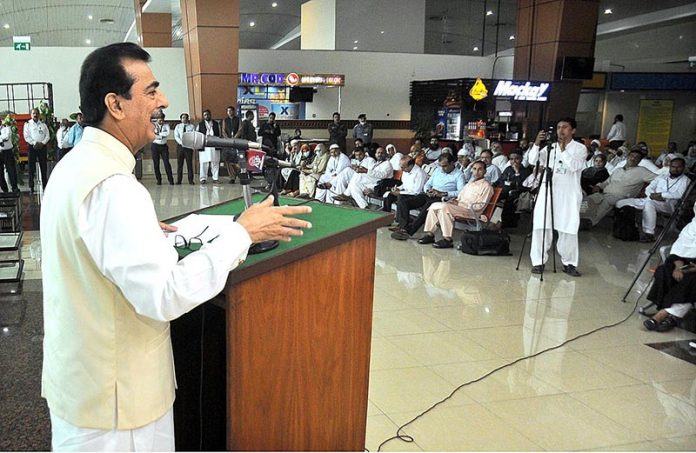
40;43;312;451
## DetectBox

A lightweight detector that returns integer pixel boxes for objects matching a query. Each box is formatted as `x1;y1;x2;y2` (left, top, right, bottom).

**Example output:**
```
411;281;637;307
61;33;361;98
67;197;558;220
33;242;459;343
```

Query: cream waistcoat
40;127;175;430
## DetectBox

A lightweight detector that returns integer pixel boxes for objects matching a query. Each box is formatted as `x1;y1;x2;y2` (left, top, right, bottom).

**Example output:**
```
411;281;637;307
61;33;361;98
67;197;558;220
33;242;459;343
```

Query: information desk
169;195;392;451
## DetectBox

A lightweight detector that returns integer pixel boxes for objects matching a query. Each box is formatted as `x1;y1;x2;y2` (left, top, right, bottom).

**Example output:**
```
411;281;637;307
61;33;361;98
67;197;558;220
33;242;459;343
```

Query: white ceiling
0;0;694;71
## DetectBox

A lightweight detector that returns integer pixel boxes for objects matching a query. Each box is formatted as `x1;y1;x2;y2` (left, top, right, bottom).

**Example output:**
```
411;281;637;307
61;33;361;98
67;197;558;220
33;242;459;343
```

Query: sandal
656;315;679;332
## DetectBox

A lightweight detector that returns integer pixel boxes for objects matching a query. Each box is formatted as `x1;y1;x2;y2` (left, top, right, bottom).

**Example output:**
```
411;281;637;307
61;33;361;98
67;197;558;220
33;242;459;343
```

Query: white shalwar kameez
528;140;587;267
314;153;351;202
198;120;220;182
346;160;394;208
51;172;251;451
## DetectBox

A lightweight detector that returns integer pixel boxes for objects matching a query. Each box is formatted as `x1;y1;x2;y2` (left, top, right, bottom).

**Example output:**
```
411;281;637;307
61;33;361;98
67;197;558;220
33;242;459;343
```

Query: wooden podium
169;196;391;451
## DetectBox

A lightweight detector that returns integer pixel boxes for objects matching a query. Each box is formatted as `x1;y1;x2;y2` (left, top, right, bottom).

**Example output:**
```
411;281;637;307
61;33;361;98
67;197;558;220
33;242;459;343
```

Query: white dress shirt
79;173;251;322
400;164;428;195
56;126;69;149
326;153;351;177
606;121;626;142
389;152;404;171
492;154;509;172
611;157;660;175
153;123;170;145
0;125;13;150
23;119;49;146
645;173;689;203
174;122;195;146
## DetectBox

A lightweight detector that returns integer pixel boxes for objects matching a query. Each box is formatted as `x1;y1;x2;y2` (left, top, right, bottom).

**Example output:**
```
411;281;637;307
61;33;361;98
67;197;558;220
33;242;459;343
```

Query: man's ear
104;93;126;121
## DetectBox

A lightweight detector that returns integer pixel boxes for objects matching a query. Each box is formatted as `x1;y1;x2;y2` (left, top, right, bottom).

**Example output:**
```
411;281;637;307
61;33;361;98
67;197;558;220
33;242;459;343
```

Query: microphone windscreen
182;131;205;149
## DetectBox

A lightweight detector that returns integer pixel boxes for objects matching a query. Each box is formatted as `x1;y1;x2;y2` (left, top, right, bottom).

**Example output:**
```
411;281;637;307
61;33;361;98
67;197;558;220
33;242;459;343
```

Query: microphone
182;131;268;151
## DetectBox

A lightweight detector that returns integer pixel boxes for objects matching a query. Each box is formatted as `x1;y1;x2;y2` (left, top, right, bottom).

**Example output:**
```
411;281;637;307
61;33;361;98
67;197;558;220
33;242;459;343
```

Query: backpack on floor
459;230;511;256
613;206;639;241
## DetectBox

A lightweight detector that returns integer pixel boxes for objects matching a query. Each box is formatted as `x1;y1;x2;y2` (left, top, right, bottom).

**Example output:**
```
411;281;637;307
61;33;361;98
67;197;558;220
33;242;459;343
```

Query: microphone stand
237;149;279;254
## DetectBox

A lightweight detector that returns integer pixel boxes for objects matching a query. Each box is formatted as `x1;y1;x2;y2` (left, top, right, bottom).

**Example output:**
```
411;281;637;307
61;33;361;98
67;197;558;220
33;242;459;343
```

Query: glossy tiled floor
7;175;696;451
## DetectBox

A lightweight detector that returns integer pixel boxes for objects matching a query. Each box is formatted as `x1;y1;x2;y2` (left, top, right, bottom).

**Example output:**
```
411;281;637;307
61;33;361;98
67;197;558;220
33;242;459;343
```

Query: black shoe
417;235;435;245
229;179;236;184
433;238;453;249
390;230;410;241
579;218;593;230
189;181;194;185
639;233;656;243
176;181;182;185
531;265;545;274
156;181;162;185
562;264;581;277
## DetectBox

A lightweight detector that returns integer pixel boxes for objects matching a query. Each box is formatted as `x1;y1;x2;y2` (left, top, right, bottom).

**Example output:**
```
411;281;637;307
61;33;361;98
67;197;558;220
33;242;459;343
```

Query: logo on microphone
247;149;267;173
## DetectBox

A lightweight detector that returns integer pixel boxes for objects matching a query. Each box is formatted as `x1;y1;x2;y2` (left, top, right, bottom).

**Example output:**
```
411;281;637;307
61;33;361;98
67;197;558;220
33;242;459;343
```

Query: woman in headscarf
644;204;696;331
280;143;315;195
296;143;329;198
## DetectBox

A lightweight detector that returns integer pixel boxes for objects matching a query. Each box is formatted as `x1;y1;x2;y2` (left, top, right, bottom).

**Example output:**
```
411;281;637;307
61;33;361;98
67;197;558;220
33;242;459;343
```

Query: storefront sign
492;80;550;101
239;72;345;87
469;78;488;101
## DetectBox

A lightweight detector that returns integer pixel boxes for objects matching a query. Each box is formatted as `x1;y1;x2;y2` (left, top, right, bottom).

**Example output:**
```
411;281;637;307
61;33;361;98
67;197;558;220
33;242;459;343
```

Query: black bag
613;206;639;241
459;230;511;256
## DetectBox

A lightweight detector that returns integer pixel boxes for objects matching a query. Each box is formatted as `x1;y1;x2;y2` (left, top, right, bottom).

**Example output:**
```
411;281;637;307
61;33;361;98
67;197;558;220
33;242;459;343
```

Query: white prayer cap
329;143;340;150
457;148;468;157
591;139;601;147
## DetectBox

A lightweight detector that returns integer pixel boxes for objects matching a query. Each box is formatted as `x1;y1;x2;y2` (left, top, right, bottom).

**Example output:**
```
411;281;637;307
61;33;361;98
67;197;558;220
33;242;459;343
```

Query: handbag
515;192;534;213
459;230;511;256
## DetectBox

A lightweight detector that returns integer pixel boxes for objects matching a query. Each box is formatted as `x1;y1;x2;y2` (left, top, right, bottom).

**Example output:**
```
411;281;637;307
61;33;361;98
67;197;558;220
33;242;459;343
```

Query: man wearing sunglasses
40;43;312;451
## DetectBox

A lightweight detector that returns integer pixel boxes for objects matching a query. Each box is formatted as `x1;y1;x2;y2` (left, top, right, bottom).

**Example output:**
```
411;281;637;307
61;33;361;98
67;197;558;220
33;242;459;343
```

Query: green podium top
170;194;392;283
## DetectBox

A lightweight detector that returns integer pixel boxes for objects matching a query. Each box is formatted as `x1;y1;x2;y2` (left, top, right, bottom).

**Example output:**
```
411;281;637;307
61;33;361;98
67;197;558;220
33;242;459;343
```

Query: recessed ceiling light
272;1;278;6
473;46;479;51
87;14;93;20
380;30;384;34
354;40;358;44
679;35;683;39
249;21;255;27
99;18;115;24
604;8;612;14
509;35;515;40
486;10;493;16
3;23;9;29
353;46;358;50
85;38;91;44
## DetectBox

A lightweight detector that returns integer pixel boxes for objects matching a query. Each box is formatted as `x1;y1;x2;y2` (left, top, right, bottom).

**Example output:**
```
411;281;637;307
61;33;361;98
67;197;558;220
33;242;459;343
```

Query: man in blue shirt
391;153;464;240
62;112;84;150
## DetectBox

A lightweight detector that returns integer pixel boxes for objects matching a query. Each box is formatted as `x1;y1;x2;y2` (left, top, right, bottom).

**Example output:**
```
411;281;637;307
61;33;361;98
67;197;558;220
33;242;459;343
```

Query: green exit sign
13;42;30;51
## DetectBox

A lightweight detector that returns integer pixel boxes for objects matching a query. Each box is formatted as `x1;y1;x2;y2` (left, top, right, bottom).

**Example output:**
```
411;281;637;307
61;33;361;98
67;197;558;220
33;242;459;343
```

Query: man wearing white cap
335;147;394;208
314;143;351;202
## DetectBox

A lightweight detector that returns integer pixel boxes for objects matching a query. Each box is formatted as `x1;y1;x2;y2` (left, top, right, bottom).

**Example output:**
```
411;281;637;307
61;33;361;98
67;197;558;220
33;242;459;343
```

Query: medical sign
239;72;345;87
492;80;550;102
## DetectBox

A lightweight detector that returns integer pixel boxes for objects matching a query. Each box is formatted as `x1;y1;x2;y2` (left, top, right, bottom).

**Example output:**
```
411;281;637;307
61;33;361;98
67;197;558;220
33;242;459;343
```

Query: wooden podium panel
226;234;376;451
169;195;391;451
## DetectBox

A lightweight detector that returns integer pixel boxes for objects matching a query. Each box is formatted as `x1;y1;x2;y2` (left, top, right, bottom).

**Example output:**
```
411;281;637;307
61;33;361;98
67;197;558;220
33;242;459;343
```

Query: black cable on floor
375;291;644;451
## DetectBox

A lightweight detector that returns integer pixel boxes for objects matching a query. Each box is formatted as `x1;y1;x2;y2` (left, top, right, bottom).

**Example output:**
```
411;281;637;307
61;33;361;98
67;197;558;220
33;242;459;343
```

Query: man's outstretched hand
236;196;312;243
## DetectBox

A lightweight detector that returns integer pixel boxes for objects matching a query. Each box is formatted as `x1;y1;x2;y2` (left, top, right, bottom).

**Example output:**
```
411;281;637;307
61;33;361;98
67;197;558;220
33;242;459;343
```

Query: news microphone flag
246;149;267;173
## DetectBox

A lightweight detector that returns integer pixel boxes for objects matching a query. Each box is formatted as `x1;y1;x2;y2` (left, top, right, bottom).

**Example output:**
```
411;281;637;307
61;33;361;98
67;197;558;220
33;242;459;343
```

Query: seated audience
280;143;313;195
409;144;427;167
494;152;531;228
318;147;375;204
644;205;696;332
585;139;603;167
390;153;464;240
297;143;329;198
381;156;428;212
605;145;628;173
655;141;678;167
416;160;493;248
616;157;689;242
581;154;610;194
315;144;352;202
490;142;508;172
685;143;696;170
334;147;394;209
386;144;403;170
424;137;443;162
609;145;660;175
478;149;502;184
580;149;656;228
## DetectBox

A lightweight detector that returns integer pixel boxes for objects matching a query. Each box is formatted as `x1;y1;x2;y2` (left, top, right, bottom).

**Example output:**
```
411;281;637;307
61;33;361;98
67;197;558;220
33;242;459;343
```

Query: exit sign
13;36;31;51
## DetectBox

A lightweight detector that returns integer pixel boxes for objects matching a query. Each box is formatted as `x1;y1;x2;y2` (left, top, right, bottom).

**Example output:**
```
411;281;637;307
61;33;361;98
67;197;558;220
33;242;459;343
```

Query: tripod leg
549;179;557;273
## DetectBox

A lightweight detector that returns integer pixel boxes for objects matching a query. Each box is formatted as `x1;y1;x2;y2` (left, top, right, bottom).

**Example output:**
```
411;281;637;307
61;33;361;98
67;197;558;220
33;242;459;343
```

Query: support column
133;0;173;47
180;0;239;120
514;0;599;131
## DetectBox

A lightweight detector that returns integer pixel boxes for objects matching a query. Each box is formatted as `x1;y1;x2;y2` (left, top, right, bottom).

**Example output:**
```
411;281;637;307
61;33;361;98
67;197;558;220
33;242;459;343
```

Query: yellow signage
636;100;673;156
469;78;488;101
